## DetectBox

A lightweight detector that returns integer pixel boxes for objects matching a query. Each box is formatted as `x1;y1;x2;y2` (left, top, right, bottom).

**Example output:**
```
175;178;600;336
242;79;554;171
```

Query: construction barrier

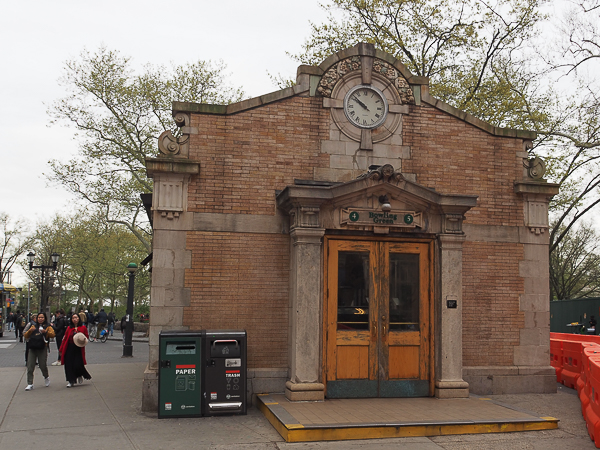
550;333;600;447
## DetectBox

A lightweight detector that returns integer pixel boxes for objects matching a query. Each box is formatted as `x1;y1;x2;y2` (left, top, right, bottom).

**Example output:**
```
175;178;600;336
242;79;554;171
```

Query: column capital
290;228;325;246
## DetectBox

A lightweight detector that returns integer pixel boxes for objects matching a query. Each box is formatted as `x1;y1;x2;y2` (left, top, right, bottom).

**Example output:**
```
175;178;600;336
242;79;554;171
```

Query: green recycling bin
158;330;204;418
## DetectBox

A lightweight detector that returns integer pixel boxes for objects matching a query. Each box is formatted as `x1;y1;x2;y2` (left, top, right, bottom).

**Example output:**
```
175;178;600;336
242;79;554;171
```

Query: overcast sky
0;0;329;283
0;0;326;225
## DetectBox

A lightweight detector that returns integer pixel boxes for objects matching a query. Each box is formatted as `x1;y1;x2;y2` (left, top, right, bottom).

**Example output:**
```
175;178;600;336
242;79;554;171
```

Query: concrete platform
257;393;559;443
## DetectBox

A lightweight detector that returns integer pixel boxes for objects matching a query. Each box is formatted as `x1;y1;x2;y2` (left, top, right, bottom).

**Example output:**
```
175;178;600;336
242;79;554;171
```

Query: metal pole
40;268;45;315
27;282;31;320
122;270;135;357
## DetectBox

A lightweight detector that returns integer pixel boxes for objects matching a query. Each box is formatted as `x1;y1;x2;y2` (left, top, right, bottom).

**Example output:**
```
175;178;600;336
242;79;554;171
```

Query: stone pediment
277;164;478;235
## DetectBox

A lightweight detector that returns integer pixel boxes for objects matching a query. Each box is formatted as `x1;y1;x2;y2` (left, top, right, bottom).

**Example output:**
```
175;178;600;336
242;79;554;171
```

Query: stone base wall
464;366;556;395
142;366;287;413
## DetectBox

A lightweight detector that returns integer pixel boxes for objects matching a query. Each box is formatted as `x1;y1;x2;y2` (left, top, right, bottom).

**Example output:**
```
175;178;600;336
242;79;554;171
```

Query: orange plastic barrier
585;357;600;446
552;334;600;447
550;339;563;382
561;340;584;389
551;332;600;343
580;344;600;419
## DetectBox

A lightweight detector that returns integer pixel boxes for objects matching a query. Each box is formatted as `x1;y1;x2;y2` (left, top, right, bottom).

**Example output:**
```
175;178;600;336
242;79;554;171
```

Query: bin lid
205;329;246;338
159;330;205;338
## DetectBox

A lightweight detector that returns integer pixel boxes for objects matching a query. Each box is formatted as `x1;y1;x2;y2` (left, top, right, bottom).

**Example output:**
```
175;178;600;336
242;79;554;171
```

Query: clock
343;84;388;129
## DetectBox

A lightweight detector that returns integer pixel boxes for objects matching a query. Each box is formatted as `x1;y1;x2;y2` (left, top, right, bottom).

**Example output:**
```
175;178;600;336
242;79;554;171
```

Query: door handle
371;321;377;340
382;316;386;335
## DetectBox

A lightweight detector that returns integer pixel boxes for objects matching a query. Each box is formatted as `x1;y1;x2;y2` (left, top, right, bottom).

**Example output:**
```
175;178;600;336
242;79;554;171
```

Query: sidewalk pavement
106;331;149;343
0;360;597;450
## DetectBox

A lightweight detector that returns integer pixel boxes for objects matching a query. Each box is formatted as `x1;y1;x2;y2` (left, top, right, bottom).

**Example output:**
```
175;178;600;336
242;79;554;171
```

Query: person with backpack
23;312;55;391
95;308;108;339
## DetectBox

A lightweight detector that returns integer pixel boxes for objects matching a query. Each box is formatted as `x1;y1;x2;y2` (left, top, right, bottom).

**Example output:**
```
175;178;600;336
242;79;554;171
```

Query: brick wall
403;105;524;227
188;96;330;215
462;241;525;366
183;97;529;371
184;231;290;369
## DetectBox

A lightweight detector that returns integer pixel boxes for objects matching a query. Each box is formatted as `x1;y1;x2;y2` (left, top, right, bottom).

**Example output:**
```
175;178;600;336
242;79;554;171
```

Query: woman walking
59;313;92;388
23;312;55;391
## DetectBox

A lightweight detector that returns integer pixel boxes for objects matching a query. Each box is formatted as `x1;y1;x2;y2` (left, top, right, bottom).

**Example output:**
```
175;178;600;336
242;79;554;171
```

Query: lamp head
27;251;35;270
379;194;392;212
51;252;60;269
127;263;138;274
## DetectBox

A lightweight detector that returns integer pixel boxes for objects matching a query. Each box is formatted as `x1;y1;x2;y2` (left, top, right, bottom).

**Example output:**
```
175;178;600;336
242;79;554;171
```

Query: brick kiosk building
142;43;558;411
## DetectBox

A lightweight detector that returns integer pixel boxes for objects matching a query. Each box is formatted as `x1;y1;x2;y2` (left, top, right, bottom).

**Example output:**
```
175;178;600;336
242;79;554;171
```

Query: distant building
142;43;558;411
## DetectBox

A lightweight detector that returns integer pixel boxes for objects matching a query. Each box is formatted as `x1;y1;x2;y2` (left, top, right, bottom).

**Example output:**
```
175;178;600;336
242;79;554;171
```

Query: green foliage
0;213;32;284
47;47;245;251
24;211;149;315
550;221;600;300
292;0;547;127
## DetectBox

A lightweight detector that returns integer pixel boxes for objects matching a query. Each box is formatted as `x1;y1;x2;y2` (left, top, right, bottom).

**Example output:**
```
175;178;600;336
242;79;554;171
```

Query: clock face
343;85;388;129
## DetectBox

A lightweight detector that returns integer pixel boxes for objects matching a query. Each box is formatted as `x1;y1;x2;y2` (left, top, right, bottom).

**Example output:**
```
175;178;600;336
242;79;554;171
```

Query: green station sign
341;209;422;228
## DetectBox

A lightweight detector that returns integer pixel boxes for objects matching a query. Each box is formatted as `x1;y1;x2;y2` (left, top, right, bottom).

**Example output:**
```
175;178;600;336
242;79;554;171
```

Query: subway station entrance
325;238;432;398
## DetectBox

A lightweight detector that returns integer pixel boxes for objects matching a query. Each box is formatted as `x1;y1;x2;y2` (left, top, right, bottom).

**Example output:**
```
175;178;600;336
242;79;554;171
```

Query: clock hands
351;96;370;112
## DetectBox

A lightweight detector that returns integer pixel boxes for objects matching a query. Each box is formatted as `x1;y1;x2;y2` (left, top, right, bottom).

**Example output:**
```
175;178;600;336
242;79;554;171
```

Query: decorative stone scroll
157;112;197;158
158;130;189;156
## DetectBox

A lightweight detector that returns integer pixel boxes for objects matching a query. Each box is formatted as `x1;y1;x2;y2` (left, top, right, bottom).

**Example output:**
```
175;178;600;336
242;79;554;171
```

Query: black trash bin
158;330;204;418
203;330;247;416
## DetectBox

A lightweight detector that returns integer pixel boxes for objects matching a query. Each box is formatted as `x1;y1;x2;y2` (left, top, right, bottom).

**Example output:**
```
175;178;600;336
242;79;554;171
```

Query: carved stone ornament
357;164;405;183
318;57;415;104
318;57;361;97
158;130;189;156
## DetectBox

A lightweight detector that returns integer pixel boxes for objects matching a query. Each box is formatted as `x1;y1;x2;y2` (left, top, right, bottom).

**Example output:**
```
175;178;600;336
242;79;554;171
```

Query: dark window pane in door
389;253;419;331
337;251;369;330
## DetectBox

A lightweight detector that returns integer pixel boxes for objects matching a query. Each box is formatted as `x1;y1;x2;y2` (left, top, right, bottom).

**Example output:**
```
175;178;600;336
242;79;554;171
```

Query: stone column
435;234;469;398
286;227;326;401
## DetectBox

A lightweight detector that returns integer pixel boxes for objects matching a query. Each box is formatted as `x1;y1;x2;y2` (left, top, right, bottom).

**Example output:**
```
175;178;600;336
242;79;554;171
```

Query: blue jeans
108;323;114;336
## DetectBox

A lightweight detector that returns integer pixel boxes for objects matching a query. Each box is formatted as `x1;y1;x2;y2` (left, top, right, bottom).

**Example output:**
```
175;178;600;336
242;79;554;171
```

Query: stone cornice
514;181;560;197
172;83;310;116
145;157;200;178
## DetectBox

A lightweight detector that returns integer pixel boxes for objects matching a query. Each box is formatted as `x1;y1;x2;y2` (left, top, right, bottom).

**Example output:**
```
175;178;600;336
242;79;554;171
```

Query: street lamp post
27;252;59;315
122;262;137;358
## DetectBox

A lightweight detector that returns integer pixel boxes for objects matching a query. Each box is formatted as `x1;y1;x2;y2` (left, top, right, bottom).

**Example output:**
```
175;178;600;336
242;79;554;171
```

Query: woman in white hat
59;313;92;387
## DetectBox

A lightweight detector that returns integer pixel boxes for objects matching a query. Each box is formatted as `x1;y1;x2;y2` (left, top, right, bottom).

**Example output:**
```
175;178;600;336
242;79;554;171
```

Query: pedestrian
7;311;14;332
95;308;108;339
59;313;92;388
121;315;127;343
23;312;55;391
52;309;67;365
107;311;115;336
78;309;87;325
15;310;25;342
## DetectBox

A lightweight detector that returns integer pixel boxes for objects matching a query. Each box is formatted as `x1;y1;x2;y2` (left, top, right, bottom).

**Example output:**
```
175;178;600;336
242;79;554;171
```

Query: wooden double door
325;238;433;398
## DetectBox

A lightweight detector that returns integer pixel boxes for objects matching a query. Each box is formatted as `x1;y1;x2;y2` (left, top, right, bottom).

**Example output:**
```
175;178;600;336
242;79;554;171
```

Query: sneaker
51;360;61;366
66;383;72;388
45;377;50;387
25;384;34;391
77;376;84;384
